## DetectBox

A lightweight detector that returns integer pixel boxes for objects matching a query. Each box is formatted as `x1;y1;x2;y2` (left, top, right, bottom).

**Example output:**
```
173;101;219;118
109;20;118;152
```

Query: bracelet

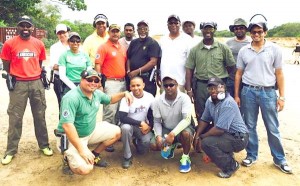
278;96;285;101
139;68;142;75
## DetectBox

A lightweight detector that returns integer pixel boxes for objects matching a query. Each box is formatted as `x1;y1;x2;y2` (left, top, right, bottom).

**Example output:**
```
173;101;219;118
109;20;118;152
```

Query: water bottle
161;134;171;159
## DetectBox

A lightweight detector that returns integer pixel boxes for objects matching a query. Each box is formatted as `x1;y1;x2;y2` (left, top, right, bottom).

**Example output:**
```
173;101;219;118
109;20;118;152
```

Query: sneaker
179;156;191;173
94;155;108;167
62;157;73;175
161;143;177;159
241;157;256;167
122;156;133;169
1;155;14;165
41;147;53;156
105;145;115;152
218;161;240;178
274;162;293;174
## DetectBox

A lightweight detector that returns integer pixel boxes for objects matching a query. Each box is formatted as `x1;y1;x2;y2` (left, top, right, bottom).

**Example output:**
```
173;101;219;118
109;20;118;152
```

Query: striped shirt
201;94;248;134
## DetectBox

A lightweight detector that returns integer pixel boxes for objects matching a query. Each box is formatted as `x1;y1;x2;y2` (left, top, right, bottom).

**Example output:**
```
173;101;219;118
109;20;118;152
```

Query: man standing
126;20;161;96
159;15;191;92
194;77;249;178
57;69;133;175
83;13;109;68
1;15;53;165
234;20;292;174
185;22;235;123
182;20;202;47
150;75;194;173
226;18;251;96
118;23;136;51
119;77;155;169
95;24;127;152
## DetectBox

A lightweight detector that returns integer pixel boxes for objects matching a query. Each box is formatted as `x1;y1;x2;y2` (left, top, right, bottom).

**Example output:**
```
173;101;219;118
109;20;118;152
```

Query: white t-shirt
119;91;155;122
159;32;191;86
50;41;69;75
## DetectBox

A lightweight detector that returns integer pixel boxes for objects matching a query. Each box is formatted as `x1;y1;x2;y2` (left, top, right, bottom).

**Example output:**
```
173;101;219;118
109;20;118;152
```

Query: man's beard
19;30;31;39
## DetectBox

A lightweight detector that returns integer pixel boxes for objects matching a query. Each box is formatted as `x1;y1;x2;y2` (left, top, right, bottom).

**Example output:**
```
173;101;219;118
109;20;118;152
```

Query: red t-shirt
95;40;126;78
0;36;46;80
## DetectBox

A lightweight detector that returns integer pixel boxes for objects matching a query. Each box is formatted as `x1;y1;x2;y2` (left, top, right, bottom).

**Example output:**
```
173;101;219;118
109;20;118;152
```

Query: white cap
55;24;68;34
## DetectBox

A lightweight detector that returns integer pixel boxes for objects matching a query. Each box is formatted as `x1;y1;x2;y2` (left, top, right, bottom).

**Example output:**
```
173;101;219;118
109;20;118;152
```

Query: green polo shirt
185;40;235;80
57;86;111;137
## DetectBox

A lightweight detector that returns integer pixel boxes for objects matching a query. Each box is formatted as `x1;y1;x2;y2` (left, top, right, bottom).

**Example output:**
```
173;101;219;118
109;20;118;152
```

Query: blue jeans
241;86;286;164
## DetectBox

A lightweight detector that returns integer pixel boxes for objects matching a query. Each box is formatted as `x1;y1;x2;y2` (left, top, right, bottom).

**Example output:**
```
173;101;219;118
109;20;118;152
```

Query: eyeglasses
234;26;246;31
250;30;264;35
207;86;218;91
69;39;81;43
202;27;215;32
137;27;149;31
163;83;176;88
18;24;32;28
86;78;100;83
168;22;179;25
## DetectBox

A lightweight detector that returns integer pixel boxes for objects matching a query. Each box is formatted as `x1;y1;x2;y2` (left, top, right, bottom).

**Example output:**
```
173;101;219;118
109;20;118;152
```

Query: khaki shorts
56;121;120;170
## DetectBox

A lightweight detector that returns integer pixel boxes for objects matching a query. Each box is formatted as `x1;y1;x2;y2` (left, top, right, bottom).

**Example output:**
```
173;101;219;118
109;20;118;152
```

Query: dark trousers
201;133;248;172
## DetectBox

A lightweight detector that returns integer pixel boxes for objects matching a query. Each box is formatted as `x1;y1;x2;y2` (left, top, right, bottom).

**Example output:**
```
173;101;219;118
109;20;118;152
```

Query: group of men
0;13;292;178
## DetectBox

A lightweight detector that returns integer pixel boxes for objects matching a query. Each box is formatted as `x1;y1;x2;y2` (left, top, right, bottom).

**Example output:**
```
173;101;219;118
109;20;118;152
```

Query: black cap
17;15;33;26
167;14;181;23
207;77;224;86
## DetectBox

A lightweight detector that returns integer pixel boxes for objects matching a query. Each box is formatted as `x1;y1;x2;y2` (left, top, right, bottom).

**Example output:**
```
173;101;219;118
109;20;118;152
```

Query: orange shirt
0;36;46;80
95;40;126;78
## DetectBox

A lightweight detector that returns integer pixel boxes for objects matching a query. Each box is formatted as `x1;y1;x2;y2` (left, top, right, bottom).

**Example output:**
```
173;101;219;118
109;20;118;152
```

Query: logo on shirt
95;54;100;59
62;110;70;118
112;51;116;56
18;49;35;61
134;105;146;113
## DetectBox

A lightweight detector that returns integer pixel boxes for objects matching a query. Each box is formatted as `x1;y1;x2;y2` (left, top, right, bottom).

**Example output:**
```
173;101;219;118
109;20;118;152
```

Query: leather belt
106;77;125;81
243;83;274;90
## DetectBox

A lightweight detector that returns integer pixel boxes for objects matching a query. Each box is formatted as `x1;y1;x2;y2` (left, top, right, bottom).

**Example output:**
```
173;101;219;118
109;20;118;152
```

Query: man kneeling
194;77;249;178
56;69;132;175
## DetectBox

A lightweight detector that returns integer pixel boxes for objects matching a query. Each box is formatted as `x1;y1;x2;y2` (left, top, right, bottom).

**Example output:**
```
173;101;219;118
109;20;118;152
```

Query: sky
52;0;299;35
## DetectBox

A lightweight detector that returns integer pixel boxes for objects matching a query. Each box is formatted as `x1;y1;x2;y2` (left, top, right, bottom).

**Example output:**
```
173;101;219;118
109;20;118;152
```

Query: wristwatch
278;96;285;101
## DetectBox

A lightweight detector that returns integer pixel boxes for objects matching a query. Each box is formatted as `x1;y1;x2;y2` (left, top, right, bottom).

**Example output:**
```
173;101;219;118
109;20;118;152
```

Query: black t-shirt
127;37;161;72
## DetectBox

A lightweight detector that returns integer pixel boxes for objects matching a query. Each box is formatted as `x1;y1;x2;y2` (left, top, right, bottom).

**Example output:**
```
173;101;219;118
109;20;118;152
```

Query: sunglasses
250;30;264;35
207;86;218;91
163;83;176;88
69;39;81;43
234;26;246;31
202;27;215;32
168;22;179;25
19;24;32;28
86;78;100;83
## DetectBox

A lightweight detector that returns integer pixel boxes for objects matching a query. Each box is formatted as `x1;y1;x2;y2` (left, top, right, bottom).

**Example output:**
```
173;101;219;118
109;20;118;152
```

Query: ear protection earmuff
54;26;71;35
248;14;268;32
93;14;109;28
199;22;218;30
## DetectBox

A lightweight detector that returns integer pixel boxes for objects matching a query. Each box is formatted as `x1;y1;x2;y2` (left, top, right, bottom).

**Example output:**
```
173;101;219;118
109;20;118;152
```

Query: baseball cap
167;14;181;23
248;22;265;31
207;77;224;86
81;69;101;80
182;20;195;27
137;20;149;27
229;18;247;32
94;14;108;24
202;22;215;28
109;24;121;31
17;15;33;26
162;74;178;83
68;32;81;40
55;24;68;34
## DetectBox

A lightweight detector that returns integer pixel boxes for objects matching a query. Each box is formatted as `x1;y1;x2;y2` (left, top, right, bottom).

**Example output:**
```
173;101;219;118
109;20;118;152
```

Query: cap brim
18;21;33;26
95;18;107;23
86;75;101;80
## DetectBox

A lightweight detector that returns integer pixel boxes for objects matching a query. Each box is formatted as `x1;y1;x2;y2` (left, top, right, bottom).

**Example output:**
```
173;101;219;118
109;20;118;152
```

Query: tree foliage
267;23;300;37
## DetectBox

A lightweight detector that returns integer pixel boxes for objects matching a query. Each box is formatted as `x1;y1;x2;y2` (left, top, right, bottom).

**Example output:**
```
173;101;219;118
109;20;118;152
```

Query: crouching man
194;77;249;178
56;69;133;175
150;75;194;173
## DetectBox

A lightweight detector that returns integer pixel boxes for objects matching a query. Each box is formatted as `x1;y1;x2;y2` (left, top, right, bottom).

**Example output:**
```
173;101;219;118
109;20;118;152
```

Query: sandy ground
0;39;299;186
